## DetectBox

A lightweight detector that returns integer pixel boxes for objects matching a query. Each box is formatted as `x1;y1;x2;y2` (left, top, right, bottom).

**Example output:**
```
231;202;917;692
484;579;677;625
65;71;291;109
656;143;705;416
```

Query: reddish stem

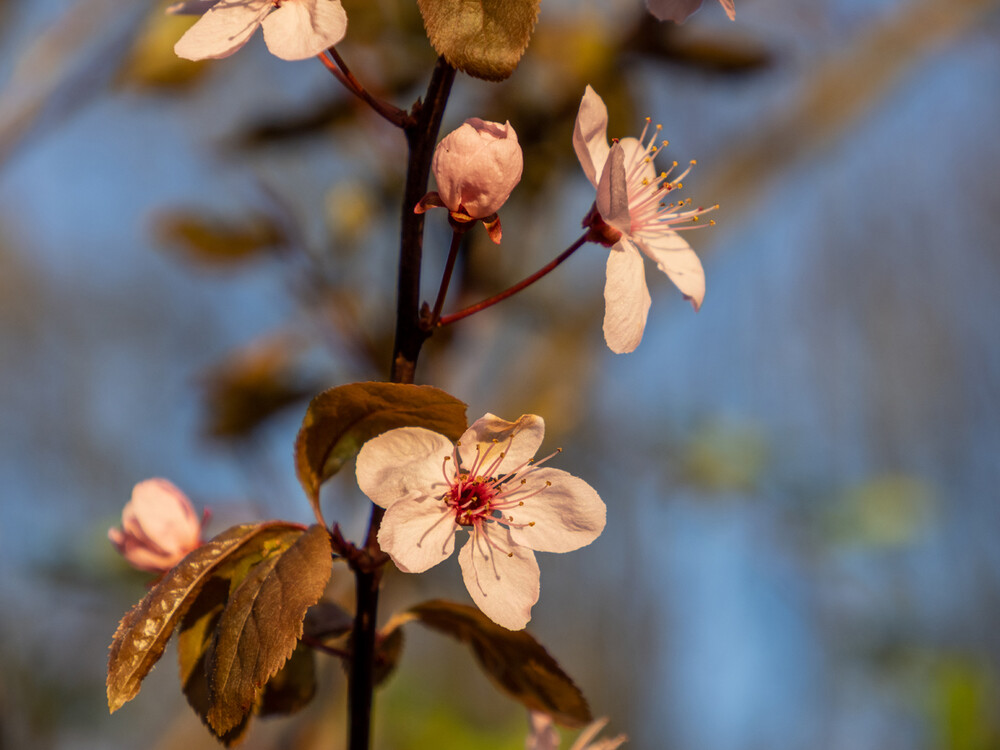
437;232;590;327
317;48;412;128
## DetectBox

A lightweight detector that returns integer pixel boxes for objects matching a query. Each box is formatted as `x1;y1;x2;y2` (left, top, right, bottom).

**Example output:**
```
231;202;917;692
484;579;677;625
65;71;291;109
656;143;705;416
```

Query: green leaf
107;522;306;714
294;382;467;517
416;0;541;82
393;600;592;727
206;524;333;735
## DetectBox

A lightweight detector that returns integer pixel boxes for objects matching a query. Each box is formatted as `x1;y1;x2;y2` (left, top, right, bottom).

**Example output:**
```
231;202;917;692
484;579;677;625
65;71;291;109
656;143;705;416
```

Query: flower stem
437;232;590;327
346;56;455;750
427;228;466;329
317;48;412;128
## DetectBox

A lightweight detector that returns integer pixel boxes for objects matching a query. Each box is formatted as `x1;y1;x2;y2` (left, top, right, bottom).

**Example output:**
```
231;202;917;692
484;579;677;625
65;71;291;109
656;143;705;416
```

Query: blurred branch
0;0;146;168
700;0;1000;221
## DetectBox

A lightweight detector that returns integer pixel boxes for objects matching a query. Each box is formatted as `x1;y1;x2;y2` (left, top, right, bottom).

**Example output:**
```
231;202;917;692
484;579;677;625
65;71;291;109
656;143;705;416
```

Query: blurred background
2;0;999;748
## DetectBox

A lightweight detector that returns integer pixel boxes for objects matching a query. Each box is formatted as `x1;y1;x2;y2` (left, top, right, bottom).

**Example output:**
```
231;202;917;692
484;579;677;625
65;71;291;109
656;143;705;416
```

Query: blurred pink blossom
108;479;205;574
646;0;735;23
574;85;716;353
170;0;347;61
526;713;627;750
415;119;523;243
356;414;605;630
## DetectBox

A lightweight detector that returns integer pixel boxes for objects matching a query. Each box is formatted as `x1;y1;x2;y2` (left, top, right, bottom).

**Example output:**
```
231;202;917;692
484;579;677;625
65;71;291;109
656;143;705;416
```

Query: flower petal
356;426;454;509
573;86;610;188
596;142;631;235
526;712;561;750
261;0;348;61
504;468;606;553
458;413;544;478
646;0;704;23
355;427;455;508
174;0;272;61
378;496;458;573
167;0;220;15
603;239;651;354
635;230;705;311
458;527;539;630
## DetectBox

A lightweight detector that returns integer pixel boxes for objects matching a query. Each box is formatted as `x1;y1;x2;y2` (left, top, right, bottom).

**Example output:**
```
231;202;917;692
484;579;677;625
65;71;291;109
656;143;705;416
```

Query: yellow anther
644;157;652;163
642;178;649;186
508;552;514;558
662;140;669;147
709;219;716;226
529;522;535;527
690;159;698;165
556;447;563;453
518;501;524;506
677;183;684;190
444;456;451;461
692;216;700;222
520;479;527;485
645;116;651;123
545;481;552;487
656;124;662;130
509;516;514;522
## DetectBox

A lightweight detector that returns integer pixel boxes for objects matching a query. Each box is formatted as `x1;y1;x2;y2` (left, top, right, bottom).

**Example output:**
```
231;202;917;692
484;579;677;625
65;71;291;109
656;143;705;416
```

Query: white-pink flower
646;0;735;23
526;712;627;750
108;479;205;574
415;119;523;244
356;414;606;630
574;85;716;354
170;0;347;62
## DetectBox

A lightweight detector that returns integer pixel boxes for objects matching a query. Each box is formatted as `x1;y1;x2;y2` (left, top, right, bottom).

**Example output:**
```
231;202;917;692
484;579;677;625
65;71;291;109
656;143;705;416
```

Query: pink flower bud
108;479;205;574
431;118;523;220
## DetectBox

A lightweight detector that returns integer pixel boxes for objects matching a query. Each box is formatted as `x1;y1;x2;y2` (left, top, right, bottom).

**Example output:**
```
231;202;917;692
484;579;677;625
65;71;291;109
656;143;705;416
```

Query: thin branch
317;48;412;128
438;232;590;327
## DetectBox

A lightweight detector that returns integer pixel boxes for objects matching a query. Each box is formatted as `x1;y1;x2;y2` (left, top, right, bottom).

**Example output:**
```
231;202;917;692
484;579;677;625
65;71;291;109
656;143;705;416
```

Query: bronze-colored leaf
107;521;305;713
153;210;286;268
294;382;467;517
304;600;354;641
398;600;591;727
206;524;333;735
177;577;252;747
416;0;540;82
258;642;317;717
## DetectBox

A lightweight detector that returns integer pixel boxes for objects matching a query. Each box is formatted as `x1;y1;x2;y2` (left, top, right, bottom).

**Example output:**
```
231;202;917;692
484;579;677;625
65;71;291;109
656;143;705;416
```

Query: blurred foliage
678;419;769;493
830;474;934;548
118;5;208;90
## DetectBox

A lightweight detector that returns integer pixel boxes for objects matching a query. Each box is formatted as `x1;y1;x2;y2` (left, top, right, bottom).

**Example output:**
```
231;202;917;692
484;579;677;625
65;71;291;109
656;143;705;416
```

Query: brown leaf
294;382;467;520
417;0;541;82
258;642;317;717
177;577;253;747
107;521;305;713
397;600;592;727
206;524;333;735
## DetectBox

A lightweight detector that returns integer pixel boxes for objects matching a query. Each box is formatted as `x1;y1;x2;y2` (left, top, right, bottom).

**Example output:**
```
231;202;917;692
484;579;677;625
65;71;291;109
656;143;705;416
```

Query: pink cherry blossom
526;712;628;750
356;414;605;630
108;479;205;574
415;119;523;244
574;85;717;354
646;0;735;23
170;0;347;62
